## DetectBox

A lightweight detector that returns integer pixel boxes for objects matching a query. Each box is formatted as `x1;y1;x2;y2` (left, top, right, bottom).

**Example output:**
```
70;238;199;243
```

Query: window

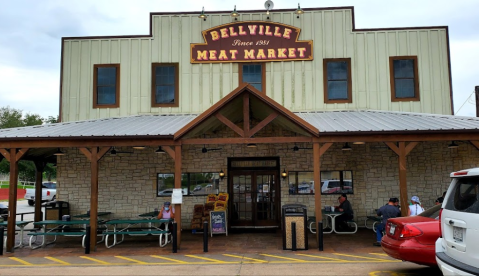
389;56;419;101
288;170;354;195
239;63;265;92
152;63;179;107
93;64;120;108
157;172;219;197
323;58;352;103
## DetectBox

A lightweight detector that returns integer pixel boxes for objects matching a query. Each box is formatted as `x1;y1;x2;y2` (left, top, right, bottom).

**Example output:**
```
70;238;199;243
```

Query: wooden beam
320;143;333;156
313;143;322;244
385;142;399;155
181;137;313;145
89;147;99;250
163;146;175;161
405;142;419;155
0;149;10;161
174;145;182;246
243;93;250;137
96;147;110;161
398;142;409;217
470;141;479;151
16;148;29;162
79;148;92;161
215;113;244;137
248;112;278;137
33;161;46;223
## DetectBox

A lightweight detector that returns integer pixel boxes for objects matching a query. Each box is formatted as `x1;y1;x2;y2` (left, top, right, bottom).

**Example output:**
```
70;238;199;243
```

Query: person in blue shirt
374;198;401;246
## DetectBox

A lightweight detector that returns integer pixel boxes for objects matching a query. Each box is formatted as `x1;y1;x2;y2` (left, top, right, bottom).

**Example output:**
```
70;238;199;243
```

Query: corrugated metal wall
61;9;451;122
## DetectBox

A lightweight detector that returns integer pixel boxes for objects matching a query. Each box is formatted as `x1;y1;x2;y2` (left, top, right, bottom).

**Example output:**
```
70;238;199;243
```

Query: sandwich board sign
210;210;227;236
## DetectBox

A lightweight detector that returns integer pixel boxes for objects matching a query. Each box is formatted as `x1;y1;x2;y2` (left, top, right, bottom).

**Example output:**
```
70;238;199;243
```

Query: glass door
230;171;278;228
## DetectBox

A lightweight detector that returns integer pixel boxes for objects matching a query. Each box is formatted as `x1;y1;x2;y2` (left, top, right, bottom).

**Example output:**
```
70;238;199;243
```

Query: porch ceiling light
132;146;146;150
110;147;117;156
353;141;365;145
448;141;459;149
155;146;166;154
198;7;207;21
53;148;65;156
295;3;304;18
231;5;240;20
341;143;352;151
247;143;257;148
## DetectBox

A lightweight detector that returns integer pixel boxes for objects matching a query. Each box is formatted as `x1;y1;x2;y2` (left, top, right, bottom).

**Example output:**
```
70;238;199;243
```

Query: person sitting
335;193;354;231
374;198;401;246
408;196;424;216
157;201;175;219
435;191;446;205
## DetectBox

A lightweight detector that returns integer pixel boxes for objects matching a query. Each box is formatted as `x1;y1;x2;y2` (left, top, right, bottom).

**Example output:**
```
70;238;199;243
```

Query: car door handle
449;220;454;225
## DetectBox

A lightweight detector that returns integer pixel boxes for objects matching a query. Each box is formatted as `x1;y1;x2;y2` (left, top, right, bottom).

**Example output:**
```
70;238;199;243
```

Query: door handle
449;220;454;225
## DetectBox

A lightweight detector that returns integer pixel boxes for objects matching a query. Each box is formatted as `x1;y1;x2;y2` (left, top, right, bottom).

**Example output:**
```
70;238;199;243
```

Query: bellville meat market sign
190;21;313;63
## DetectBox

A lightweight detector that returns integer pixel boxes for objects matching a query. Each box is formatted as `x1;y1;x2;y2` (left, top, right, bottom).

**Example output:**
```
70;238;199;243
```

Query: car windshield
42;183;56;189
418;204;441;219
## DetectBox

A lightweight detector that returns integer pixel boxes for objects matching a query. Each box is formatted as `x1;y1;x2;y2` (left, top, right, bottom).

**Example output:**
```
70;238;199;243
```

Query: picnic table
0;220;32;248
73;212;112;219
102;218;173;248
308;210;358;234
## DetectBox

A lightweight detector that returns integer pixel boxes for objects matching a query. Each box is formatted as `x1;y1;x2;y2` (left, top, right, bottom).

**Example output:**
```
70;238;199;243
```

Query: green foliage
0;106;23;128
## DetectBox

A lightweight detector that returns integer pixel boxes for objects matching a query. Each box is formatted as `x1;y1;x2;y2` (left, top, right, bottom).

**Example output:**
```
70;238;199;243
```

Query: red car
381;204;441;266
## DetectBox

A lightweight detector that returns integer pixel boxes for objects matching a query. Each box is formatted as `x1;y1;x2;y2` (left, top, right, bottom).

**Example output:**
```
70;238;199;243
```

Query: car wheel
28;200;34;206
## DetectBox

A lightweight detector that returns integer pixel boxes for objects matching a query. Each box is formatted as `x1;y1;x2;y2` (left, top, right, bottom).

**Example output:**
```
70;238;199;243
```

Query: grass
0;184;35;189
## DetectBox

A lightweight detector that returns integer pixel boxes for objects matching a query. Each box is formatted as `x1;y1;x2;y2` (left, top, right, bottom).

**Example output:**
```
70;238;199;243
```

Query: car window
418;204;441;219
329;181;340;188
444;177;479;213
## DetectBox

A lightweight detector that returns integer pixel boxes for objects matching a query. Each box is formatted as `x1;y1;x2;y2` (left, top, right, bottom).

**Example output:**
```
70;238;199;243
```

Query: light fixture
198;7;207;21
155;146;166;154
219;169;226;180
353;141;365;145
53;148;65;156
295;3;304;18
132;146;146;150
448;141;459;149
341;143;352;151
264;0;274;20
247;143;257;148
281;169;288;179
231;5;239;20
292;145;299;152
110;147;117;156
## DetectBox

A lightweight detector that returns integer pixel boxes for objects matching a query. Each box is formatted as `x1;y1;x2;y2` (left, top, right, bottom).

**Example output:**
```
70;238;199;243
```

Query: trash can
282;204;308;250
44;201;70;220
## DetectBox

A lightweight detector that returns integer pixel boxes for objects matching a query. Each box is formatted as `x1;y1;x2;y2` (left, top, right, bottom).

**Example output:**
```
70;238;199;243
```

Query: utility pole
476;86;479;117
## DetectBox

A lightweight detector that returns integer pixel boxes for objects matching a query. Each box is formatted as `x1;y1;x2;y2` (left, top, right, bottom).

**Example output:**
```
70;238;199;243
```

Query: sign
171;188;183;204
231;160;277;168
191;21;313;63
210;210;228;236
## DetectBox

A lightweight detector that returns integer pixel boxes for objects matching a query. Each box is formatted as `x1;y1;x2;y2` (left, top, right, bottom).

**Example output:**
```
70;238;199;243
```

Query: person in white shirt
408;196;424;216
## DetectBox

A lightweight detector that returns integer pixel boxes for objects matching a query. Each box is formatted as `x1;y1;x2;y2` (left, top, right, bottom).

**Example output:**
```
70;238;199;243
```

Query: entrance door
230;171;278;228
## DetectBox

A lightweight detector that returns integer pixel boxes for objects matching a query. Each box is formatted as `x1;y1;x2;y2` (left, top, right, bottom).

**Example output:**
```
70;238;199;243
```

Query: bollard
172;222;177;253
291;221;297;251
203;221;208;252
84;226;90;254
318;221;323;251
0;227;3;256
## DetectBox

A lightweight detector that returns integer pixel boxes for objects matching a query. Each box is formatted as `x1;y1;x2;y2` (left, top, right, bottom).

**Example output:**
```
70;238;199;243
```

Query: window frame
323;58;352;104
156;172;220;197
238;63;266;93
287;170;354;195
93;64;120;108
151;63;179;107
389;56;420;102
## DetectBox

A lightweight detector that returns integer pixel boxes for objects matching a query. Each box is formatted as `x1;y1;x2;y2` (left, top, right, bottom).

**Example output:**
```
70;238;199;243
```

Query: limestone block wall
56;141;479;229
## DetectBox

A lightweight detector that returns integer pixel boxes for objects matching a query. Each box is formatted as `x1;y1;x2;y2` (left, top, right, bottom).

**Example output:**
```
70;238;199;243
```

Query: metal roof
295;110;479;133
1;110;479;139
0;114;197;138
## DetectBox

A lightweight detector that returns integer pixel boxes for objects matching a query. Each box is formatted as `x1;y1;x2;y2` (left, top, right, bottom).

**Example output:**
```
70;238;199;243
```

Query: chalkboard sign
210;210;228;236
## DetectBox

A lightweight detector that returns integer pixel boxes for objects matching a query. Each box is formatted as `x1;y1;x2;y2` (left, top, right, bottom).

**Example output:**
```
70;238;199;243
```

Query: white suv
435;168;479;275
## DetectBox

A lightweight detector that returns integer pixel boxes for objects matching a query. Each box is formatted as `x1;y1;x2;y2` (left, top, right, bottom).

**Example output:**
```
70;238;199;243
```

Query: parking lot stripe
369;253;389;256
150;255;188;263
260;254;307;262
185;255;230;263
80;256;110;265
333;253;398;262
9;257;32;266
114;256;148;264
223;254;268;263
295;253;345;262
44;257;70;265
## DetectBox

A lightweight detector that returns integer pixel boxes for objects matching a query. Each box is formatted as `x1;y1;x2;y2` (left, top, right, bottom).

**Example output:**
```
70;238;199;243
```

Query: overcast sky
1;0;478;119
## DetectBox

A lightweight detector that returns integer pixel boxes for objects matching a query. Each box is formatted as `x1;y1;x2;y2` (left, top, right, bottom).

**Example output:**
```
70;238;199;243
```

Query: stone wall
56;140;479;229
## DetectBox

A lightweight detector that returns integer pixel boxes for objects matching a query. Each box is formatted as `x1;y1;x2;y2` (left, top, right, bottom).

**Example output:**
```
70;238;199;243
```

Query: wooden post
174;145;182;245
89;147;99;250
33;161;46;223
313;143;322;244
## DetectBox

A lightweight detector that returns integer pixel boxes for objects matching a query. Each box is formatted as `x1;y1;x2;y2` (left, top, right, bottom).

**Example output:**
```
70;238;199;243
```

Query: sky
1;0;478;119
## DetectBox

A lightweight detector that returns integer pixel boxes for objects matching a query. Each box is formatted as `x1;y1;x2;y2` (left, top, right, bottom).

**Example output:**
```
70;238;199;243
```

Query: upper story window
152;63;179;107
239;63;265;92
389;56;419;102
323;58;352;104
93;64;120;108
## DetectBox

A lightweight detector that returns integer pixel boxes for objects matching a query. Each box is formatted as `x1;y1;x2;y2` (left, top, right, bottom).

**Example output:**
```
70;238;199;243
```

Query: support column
33;161;46;223
174;145;182;245
313;142;332;244
89;148;99;250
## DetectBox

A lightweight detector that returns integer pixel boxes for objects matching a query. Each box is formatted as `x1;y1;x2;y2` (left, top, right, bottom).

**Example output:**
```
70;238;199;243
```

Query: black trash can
282;204;308;250
44;201;70;220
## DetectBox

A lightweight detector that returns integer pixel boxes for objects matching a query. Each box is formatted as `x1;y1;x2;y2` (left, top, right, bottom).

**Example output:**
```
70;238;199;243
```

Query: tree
0;106;58;181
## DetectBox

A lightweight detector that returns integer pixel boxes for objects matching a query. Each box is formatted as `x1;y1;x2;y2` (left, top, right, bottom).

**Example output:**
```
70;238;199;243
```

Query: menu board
210;210;228;236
